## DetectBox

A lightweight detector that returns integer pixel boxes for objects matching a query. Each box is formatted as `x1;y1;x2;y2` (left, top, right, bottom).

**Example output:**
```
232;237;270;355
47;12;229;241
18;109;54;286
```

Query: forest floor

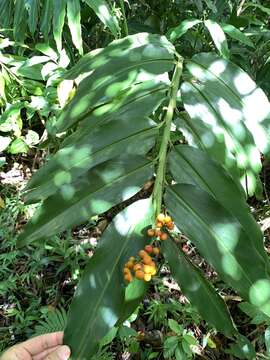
1;153;270;359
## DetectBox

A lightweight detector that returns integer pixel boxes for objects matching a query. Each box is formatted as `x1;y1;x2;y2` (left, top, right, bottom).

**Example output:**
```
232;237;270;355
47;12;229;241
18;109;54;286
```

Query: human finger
44;345;70;360
21;332;64;355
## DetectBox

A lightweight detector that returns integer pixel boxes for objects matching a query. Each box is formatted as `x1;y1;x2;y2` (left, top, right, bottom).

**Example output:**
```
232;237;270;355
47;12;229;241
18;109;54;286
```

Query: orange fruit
142;255;153;265
159;232;168;241
167;222;174;230
123;267;131;275
134;263;142;271
155;229;162;237
145;245;153;254
125;261;134;269
139;250;147;258
135;270;145;280
156;221;164;228
147;228;156;237
124;273;133;282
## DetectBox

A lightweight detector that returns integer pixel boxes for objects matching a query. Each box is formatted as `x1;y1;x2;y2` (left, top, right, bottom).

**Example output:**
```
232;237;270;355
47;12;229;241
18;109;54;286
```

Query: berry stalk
152;59;183;217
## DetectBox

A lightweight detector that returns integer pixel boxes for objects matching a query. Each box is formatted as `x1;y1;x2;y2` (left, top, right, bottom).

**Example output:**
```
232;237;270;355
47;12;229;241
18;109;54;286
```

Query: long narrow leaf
67;0;83;55
165;184;270;317
204;20;229;58
64;198;153;359
84;0;120;38
53;0;66;52
163;239;237;337
17;155;153;247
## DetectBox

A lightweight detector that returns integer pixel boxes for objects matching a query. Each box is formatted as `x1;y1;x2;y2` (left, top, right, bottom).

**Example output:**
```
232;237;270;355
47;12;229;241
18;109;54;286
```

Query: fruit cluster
123;213;174;284
123;245;160;283
147;213;174;240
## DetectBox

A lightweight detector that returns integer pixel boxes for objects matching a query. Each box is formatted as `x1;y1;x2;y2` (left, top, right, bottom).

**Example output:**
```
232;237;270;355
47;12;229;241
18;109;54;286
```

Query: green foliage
2;1;270;359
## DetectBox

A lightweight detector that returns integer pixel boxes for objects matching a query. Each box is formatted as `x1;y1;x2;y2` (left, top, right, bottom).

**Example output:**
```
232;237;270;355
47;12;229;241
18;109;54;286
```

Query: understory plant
7;1;270;359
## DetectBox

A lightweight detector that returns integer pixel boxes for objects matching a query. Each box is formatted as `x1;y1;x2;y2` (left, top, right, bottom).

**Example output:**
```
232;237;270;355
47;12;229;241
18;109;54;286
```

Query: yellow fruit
157;213;165;223
144;273;152;282
164;215;172;224
147;229;156;237
143;265;153;274
152;247;160;255
150;267;157;276
135;270;145;280
129;256;135;262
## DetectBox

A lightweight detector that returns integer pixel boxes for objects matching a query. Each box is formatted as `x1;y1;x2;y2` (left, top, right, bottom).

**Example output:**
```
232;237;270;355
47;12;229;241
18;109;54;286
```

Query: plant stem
152;59;183;217
119;0;128;37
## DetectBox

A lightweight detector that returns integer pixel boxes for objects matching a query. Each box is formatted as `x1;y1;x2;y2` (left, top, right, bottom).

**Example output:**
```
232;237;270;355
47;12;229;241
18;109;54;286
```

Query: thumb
45;345;71;360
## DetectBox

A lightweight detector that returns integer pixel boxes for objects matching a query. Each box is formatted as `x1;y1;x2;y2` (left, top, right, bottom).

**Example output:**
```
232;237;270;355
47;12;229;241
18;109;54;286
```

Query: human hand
0;332;71;360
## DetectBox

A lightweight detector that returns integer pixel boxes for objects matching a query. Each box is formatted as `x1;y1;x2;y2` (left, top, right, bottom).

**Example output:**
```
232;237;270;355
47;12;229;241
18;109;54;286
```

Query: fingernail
58;345;71;360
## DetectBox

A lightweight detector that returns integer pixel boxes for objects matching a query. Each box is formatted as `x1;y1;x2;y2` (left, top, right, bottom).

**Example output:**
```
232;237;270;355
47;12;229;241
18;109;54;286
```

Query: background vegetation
1;0;270;359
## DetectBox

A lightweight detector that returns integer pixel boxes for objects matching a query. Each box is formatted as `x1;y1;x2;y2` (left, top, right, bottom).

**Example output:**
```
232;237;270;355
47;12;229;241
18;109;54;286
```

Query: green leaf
165;184;270;318
0;0;13;28
167;19;202;42
220;23;254;48
244;3;270;16
63;198;153;359
265;326;270;356
40;0;53;40
53;0;66;52
25;116;157;202
0;157;6;167
169;145;269;265
168;319;183;335
84;0;120;38
8;138;29;154
162;239;237;337
181;52;270;196
18;155;153;247
67;0;83;55
55;33;174;133
26;0;40;35
204;20;229;58
225;335;256;359
13;0;27;42
238;302;270;325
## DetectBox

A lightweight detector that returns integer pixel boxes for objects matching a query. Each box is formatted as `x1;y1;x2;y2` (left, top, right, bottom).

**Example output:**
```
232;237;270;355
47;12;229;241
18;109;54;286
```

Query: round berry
134;263;142;271
129;256;135;262
125;261;134;269
123;267;130;275
156;221;164;229
135;270;145;280
144;273;152;282
152;247;160;255
157;213;165;223
164;215;172;224
142;255;153;265
124;273;133;282
159;232;168;241
167;222;174;230
139;250;147;258
145;245;153;254
147;229;156;237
